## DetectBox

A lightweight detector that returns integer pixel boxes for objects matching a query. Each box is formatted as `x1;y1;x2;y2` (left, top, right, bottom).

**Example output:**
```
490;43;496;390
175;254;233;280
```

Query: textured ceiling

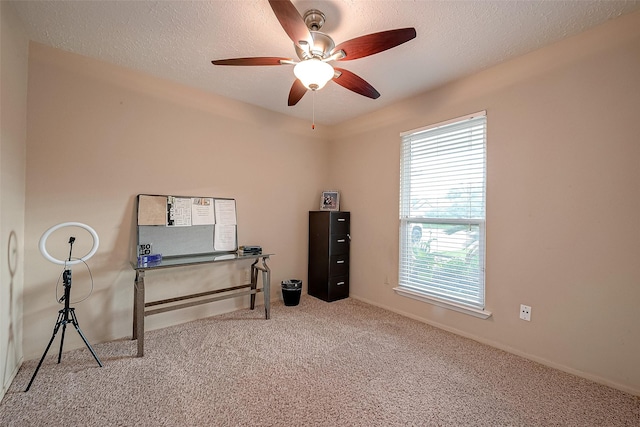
10;0;640;125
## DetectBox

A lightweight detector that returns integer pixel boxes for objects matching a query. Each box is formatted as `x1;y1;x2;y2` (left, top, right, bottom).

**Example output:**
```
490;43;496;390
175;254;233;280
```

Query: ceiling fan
211;0;417;107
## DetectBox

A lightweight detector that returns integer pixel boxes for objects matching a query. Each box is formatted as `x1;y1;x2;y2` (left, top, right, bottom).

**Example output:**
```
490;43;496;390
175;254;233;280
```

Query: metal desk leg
250;259;259;310
134;270;145;357
133;273;138;340
261;257;271;320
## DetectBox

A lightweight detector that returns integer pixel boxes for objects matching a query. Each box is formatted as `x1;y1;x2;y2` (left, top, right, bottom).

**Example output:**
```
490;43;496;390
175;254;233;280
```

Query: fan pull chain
312;90;316;130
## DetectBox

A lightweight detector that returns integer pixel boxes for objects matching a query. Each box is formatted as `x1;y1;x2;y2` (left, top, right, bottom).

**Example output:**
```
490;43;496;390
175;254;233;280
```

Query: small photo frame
320;191;340;211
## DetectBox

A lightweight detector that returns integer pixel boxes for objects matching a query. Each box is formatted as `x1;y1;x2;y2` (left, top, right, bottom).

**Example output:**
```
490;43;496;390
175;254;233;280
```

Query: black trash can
281;279;302;306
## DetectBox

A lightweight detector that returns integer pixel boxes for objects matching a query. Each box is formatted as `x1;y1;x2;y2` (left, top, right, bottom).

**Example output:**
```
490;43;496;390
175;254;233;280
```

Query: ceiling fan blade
332;28;417;61
211;57;292;66
333;68;380;99
268;0;313;49
288;79;307;106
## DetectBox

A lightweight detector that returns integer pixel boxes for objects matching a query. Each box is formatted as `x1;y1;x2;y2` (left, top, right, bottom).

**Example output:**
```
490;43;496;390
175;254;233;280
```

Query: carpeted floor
1;296;639;426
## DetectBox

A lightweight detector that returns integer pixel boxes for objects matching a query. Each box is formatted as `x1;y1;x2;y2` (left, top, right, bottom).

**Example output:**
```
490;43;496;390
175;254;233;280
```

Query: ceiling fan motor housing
296;31;335;60
303;9;325;31
293;9;334;60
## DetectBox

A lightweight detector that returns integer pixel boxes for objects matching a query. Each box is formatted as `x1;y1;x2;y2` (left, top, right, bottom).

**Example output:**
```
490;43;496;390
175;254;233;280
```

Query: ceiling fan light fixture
294;59;334;90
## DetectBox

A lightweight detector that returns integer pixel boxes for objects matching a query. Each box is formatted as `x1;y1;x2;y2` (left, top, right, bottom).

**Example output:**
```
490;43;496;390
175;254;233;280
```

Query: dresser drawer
330;212;350;235
329;234;350;255
328;276;349;301
329;254;349;277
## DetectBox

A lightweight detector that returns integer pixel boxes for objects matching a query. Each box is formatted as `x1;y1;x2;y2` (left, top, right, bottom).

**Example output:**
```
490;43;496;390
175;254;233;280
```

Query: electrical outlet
244;269;251;283
520;304;531;321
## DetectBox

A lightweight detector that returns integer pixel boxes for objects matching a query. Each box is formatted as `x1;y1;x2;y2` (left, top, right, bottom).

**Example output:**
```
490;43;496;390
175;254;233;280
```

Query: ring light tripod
25;222;103;392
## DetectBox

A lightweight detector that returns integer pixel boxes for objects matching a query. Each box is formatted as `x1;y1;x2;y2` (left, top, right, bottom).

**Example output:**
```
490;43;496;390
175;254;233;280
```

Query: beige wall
1;1;28;400
331;11;640;395
23;43;330;361
14;7;640;398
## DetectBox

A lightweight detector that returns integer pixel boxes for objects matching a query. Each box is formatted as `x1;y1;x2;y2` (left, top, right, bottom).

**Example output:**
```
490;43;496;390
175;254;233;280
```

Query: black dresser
308;211;350;302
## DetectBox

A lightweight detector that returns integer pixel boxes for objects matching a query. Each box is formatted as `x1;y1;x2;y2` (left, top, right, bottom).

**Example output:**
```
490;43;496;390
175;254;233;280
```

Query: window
396;112;490;318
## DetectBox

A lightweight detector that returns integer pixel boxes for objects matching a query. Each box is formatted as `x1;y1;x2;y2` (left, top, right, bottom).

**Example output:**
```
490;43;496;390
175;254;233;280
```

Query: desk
131;253;272;356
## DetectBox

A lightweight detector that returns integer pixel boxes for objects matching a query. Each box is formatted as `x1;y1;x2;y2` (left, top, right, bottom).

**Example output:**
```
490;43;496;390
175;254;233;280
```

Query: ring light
27;221;103;391
39;222;99;265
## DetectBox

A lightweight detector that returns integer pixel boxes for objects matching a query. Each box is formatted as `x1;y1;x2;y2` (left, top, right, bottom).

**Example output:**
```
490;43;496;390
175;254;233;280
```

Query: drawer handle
337;282;345;286
336;260;345;264
337;239;346;243
337;218;346;222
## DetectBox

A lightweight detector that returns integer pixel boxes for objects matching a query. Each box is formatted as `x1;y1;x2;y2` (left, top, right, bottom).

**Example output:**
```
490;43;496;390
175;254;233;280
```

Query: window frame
395;111;491;319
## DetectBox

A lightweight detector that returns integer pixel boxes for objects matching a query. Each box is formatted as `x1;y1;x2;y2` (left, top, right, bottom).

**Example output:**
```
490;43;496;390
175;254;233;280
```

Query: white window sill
393;287;492;319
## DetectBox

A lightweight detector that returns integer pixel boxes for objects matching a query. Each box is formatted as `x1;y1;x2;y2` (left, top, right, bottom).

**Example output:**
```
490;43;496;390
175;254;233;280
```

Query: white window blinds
399;112;486;309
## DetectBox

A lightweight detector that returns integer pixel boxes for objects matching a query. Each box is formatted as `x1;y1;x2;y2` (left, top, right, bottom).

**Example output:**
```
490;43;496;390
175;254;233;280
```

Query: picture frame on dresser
320;191;340;211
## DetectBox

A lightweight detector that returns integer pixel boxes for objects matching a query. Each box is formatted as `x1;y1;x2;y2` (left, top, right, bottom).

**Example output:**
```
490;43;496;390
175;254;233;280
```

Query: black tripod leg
70;309;103;367
25;312;64;392
57;319;68;364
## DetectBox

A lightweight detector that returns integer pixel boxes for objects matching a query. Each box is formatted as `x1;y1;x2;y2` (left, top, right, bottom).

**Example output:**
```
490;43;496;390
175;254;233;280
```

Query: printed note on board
214;199;237;225
213;224;237;251
191;198;215;225
167;196;192;226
